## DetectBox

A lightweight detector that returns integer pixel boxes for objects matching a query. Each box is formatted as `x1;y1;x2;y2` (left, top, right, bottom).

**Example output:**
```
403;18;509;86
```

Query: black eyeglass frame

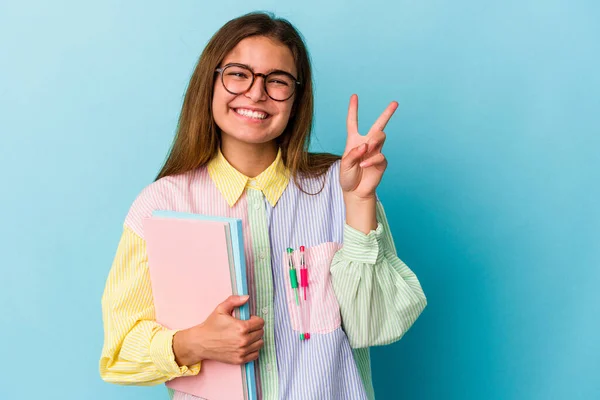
215;63;301;102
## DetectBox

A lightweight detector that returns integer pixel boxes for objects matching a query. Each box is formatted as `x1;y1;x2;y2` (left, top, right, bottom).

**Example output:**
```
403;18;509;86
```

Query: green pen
287;248;300;306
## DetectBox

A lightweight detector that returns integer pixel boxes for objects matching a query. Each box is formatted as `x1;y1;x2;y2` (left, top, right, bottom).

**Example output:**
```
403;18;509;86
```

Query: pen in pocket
299;246;310;339
287;248;300;306
287;247;310;340
300;245;308;301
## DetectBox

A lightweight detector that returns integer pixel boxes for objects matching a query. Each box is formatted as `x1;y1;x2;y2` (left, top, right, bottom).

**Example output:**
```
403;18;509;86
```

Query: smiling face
212;36;297;149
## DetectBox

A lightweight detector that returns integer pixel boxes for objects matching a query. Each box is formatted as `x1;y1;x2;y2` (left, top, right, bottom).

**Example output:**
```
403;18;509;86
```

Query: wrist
173;328;203;367
343;194;377;234
343;192;376;204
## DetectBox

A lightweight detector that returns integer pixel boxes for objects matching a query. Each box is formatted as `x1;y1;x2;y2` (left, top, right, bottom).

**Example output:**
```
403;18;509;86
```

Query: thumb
341;143;368;171
216;295;249;315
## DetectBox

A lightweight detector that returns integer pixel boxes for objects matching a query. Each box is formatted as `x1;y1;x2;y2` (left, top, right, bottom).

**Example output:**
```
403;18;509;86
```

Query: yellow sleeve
99;226;201;385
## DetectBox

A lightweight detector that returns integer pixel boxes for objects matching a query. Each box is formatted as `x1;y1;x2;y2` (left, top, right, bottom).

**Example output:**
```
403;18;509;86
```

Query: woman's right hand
173;295;264;366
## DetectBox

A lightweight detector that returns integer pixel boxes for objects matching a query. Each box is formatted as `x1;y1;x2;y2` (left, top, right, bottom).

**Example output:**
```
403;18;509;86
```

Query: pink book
143;214;252;400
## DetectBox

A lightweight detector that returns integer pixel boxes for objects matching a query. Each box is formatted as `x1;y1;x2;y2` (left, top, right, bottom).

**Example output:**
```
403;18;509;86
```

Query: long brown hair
155;12;340;192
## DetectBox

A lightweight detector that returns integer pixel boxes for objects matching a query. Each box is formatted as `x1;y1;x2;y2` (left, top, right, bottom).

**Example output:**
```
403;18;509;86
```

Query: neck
220;138;279;178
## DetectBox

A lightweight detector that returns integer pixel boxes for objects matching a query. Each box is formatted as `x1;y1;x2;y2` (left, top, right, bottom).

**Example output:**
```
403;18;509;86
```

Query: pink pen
300;246;308;301
299;246;310;339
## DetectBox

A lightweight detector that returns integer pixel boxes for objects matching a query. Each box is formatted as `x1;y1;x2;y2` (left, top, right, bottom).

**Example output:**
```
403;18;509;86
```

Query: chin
221;127;280;146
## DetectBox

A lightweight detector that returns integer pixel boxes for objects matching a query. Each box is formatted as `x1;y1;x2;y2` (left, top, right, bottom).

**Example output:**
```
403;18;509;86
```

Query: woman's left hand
340;94;398;200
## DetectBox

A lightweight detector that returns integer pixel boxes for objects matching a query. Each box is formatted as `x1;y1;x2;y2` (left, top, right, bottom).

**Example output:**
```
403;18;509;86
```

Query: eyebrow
227;62;297;78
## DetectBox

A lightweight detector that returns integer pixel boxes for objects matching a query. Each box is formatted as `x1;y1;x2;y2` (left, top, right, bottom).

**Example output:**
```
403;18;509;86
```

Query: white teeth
235;108;268;120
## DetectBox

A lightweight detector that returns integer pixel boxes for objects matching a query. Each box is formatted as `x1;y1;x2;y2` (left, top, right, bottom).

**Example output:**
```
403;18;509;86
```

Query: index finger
346;94;359;134
369;101;398;134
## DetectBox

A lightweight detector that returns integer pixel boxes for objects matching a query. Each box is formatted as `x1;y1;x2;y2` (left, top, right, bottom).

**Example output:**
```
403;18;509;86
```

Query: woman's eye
269;79;290;86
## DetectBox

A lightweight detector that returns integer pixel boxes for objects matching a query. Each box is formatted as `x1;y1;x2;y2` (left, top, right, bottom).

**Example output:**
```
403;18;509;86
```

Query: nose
244;75;268;102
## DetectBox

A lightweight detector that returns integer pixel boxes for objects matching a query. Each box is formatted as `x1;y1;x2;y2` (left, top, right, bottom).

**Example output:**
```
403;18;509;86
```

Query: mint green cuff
341;222;384;264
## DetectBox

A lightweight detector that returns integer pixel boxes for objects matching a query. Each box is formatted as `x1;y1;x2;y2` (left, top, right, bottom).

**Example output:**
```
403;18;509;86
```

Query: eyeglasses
215;63;300;102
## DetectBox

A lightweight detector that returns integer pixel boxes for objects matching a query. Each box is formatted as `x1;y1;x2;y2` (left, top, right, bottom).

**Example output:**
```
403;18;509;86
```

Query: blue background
1;1;598;399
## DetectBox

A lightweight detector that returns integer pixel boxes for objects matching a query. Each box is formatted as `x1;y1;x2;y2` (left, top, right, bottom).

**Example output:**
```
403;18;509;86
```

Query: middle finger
368;101;398;135
245;329;264;345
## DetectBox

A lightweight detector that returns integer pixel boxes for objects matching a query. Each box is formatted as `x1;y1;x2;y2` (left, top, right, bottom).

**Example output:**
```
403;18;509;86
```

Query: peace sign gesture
340;94;398;200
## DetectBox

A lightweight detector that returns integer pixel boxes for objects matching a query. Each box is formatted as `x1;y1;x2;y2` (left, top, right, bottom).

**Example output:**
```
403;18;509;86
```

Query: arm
99;226;201;385
330;200;427;349
334;94;427;348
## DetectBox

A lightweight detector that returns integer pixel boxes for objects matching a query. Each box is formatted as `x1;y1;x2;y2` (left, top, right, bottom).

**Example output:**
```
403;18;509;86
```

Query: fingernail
239;295;249;300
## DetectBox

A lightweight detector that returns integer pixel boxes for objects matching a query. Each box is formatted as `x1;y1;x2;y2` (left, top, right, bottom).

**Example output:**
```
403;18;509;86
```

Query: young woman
100;11;427;400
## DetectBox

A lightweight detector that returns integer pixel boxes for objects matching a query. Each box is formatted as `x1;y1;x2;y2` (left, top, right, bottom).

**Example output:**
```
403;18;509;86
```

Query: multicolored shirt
100;148;427;400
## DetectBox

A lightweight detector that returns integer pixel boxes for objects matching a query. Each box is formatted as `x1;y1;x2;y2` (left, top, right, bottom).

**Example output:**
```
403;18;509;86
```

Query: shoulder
299;154;342;184
123;168;205;238
306;158;382;202
328;159;342;178
321;159;341;191
293;158;342;201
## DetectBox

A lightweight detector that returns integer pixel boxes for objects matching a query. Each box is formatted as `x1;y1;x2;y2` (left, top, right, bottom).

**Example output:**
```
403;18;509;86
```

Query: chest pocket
282;242;342;336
